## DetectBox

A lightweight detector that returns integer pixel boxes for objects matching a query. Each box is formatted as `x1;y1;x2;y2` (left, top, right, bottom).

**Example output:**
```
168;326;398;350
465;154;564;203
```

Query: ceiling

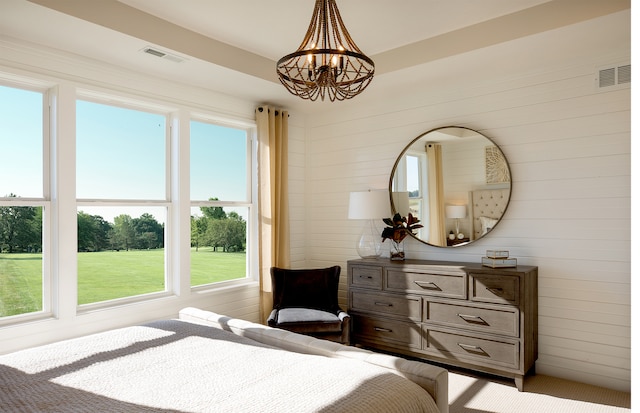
0;0;631;114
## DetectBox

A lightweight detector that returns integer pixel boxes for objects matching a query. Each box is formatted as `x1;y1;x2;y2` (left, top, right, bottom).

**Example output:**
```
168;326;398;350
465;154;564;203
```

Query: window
406;154;423;217
190;120;251;286
1;75;257;323
394;152;427;239
0;84;48;319
76;99;168;305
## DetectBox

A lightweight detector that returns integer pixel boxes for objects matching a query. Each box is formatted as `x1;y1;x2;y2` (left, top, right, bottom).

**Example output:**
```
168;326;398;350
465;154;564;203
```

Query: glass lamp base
356;220;382;259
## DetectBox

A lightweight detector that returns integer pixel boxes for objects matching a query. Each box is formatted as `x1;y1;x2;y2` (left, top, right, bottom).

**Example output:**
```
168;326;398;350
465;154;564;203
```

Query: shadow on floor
447;367;630;413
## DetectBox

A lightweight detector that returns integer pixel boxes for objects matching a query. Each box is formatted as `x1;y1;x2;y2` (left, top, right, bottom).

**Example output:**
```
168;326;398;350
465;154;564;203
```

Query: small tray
482;257;517;268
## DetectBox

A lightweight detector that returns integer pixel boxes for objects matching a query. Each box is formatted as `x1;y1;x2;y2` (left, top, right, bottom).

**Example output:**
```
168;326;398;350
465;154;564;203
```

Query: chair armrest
337;311;350;322
266;309;278;326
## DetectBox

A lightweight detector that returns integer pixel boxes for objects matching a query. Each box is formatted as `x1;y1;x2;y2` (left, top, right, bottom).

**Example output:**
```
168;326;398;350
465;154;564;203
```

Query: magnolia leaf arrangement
381;213;423;243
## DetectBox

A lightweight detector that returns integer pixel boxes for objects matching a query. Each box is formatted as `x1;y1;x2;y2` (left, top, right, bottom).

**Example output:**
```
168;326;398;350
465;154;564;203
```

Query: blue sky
189;119;247;202
1;85;249;224
0;85;43;198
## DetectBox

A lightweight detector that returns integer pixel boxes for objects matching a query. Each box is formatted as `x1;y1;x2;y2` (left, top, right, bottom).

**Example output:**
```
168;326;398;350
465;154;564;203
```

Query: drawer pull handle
374;327;392;333
374;302;393;307
457;343;488;356
486;287;504;295
359;275;373;279
457;313;489;325
414;281;441;290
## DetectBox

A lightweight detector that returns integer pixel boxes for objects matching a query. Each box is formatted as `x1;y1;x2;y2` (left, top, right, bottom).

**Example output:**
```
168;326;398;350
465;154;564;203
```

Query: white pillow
479;216;498;235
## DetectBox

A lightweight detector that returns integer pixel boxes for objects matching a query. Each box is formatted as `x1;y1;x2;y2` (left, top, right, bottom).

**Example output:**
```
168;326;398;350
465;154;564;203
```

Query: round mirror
389;126;511;248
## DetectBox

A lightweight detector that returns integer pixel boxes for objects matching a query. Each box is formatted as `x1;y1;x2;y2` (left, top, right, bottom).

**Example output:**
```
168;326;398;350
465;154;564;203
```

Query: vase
390;240;405;261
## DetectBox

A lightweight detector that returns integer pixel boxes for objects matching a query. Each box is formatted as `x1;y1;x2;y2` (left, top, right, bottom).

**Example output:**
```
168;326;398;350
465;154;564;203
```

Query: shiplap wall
295;25;631;392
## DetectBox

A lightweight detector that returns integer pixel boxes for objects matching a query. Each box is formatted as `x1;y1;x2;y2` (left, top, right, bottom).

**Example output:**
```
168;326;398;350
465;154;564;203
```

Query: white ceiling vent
596;63;630;90
140;46;186;63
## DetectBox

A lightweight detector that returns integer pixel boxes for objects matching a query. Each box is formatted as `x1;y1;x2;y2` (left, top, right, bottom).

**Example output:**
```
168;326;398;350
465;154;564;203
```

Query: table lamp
445;205;467;236
348;190;390;258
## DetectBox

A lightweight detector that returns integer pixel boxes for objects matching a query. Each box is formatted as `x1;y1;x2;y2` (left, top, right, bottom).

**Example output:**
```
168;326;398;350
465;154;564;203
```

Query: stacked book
482;250;517;268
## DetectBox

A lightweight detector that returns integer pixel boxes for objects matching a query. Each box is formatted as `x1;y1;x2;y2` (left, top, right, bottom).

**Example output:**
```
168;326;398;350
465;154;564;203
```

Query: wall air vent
140;46;186;63
596;62;630;90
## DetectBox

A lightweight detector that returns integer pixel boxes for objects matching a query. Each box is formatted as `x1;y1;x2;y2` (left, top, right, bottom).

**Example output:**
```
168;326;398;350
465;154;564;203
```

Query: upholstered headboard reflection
470;188;510;240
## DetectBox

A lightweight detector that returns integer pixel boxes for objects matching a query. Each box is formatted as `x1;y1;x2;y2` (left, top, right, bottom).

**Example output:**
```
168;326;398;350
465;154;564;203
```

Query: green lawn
0;253;43;316
0;249;246;317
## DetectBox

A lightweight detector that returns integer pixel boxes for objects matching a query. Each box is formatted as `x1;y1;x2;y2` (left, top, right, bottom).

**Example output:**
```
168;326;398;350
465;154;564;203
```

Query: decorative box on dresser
348;258;538;391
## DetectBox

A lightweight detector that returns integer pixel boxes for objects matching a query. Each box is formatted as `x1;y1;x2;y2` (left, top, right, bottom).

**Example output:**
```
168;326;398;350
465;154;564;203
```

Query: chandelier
276;0;375;102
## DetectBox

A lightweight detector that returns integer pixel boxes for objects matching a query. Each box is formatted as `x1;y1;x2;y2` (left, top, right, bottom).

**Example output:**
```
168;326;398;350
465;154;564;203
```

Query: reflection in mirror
389;126;511;248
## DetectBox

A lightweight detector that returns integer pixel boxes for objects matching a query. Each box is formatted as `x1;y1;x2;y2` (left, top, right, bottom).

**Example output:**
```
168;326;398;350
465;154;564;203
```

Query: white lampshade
348;190;390;220
445;205;467;219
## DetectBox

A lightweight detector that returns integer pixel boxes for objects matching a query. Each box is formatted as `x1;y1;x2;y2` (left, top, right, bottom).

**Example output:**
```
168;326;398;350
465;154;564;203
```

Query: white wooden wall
296;14;631;391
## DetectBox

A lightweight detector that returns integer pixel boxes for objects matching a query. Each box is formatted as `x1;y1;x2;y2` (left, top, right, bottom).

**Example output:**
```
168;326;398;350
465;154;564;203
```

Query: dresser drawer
425;301;519;337
469;273;519;305
350;265;383;290
350;290;421;320
423;327;519;370
386;268;466;299
353;315;422;350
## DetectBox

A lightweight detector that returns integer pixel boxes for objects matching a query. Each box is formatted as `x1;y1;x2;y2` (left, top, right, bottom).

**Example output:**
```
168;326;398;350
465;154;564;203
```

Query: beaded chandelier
276;0;375;101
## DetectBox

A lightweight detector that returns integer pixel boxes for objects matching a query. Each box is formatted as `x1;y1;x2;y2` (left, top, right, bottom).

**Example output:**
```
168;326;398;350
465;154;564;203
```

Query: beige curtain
426;143;446;246
256;106;290;323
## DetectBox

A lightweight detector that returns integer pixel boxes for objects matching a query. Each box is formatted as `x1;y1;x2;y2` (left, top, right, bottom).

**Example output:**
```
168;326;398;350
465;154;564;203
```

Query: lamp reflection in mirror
392;191;410;217
348;190;389;258
445;205;467;237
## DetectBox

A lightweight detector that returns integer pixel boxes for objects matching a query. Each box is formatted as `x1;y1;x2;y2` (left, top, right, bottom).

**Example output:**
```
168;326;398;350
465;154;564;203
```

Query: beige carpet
448;370;631;413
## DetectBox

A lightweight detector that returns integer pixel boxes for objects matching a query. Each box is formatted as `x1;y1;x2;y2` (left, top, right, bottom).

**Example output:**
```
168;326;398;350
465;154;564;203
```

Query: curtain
426;143;446;246
256;106;290;323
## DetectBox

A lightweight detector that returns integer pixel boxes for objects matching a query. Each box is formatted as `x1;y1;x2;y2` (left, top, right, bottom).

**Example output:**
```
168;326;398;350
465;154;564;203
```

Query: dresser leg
514;375;524;392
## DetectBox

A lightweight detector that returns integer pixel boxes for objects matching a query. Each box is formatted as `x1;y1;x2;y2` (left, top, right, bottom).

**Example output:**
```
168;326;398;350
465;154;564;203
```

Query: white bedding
0;319;440;413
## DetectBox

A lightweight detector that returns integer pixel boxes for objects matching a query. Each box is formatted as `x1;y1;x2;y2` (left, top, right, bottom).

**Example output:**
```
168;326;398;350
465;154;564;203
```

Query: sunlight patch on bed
0;325;174;374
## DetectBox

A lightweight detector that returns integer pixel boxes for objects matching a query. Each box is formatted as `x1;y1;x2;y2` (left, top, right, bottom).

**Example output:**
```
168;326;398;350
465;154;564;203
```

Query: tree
191;198;246;253
112;214;135;251
77;211;97;252
0;195;39;253
77;212;112;252
191;215;208;251
225;212;246;252
204;218;225;251
202;211;246;252
200;198;226;220
32;207;43;252
132;213;164;249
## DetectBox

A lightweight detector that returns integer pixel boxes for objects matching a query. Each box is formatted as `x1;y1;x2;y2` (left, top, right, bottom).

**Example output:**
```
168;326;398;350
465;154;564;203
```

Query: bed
0;307;448;413
469;187;510;240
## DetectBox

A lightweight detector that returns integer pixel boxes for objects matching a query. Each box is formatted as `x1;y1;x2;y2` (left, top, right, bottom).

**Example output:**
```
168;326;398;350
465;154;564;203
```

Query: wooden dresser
348;258;538;391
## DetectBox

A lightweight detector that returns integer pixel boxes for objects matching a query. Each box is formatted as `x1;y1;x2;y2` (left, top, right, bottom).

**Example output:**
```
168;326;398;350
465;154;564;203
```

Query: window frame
393;149;428;239
75;92;174;311
0;80;52;325
189;114;256;290
0;74;259;326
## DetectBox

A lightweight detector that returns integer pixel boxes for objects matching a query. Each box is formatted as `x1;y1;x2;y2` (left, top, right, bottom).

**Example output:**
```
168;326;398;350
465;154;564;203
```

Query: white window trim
0;83;52;325
0;71;259;327
188;116;258;288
